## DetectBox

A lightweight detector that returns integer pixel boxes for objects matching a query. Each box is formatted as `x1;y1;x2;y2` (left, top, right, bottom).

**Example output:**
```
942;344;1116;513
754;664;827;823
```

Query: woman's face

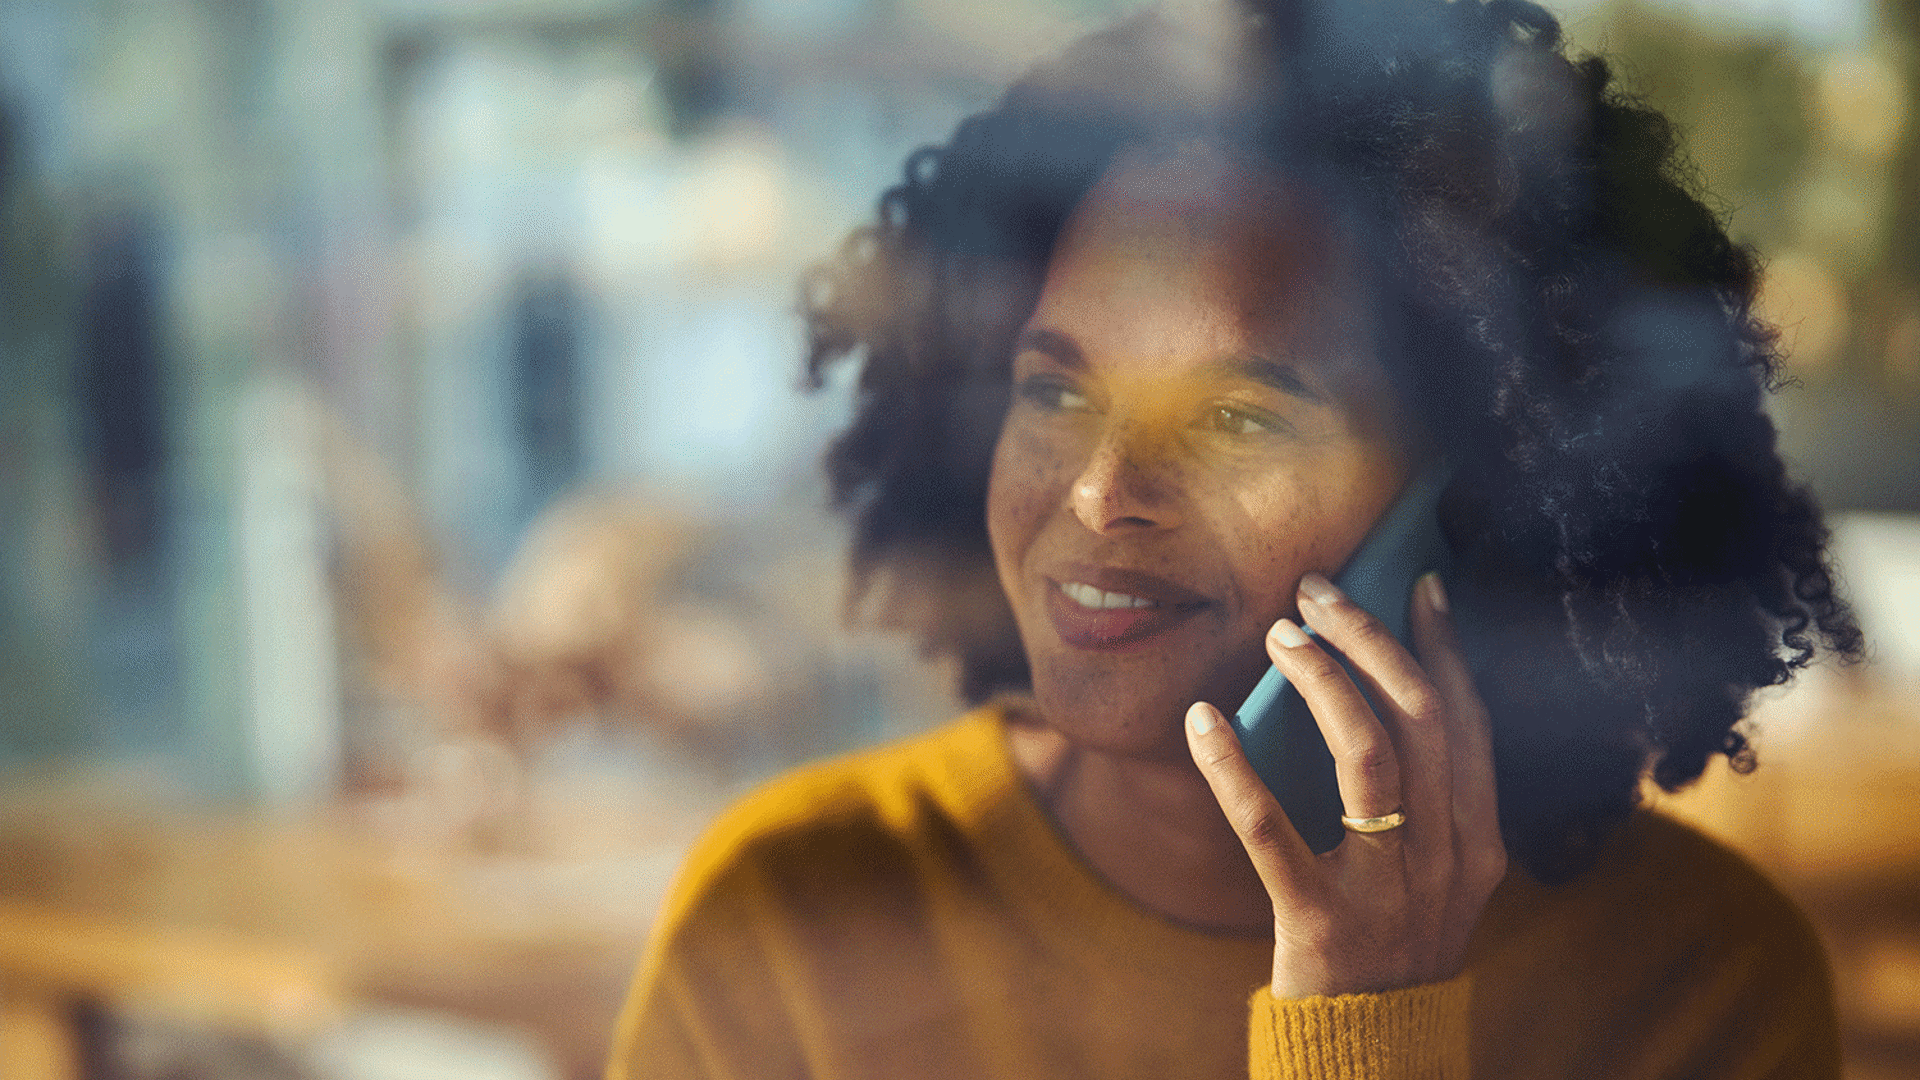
987;145;1415;761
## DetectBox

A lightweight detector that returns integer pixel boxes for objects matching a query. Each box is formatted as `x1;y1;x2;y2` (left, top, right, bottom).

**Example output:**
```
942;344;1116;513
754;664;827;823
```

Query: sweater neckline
931;705;1273;995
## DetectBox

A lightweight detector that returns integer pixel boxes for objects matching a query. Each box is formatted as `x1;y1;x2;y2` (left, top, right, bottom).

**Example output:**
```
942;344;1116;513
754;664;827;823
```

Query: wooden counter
0;774;716;1080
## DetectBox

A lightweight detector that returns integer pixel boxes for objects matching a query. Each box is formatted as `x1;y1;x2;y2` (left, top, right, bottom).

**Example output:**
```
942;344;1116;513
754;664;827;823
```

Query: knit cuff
1248;975;1472;1080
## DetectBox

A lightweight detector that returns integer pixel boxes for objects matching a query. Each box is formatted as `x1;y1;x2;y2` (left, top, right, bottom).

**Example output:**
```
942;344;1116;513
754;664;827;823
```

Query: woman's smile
1046;567;1212;650
986;142;1415;759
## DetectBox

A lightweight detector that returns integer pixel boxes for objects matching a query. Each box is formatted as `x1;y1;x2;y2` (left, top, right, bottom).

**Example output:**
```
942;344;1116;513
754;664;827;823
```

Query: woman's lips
1044;573;1209;650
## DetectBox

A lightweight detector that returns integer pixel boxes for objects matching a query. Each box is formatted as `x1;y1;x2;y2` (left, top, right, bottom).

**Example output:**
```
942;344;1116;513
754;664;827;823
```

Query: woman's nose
1069;422;1184;534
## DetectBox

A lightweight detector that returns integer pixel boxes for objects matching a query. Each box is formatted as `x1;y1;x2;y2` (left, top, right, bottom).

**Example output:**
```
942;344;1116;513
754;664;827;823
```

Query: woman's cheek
987;423;1073;562
1210;474;1327;616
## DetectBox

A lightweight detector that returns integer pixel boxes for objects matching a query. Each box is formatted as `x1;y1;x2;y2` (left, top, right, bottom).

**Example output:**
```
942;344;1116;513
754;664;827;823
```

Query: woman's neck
1004;706;1274;935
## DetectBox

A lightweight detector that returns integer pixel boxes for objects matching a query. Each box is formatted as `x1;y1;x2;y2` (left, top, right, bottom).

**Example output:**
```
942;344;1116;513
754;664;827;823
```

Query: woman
610;1;1861;1076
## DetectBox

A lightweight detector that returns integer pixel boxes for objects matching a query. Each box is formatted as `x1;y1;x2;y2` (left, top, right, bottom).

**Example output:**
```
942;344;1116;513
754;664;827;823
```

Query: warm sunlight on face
986;143;1416;762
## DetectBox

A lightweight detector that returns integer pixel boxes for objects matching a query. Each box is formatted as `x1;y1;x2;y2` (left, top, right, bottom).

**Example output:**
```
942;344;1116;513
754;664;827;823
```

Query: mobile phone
1228;464;1453;854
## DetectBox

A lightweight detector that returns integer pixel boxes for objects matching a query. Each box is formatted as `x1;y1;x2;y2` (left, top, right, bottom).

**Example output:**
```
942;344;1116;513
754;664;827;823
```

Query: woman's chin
1013;614;1272;763
1027;680;1207;763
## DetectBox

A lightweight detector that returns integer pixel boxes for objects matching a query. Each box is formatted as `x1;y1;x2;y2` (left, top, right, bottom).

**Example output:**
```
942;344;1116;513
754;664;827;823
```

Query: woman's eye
1016;376;1093;413
1196;403;1282;436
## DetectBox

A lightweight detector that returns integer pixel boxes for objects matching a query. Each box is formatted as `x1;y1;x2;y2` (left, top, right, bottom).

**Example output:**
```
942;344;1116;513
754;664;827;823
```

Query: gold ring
1340;809;1407;833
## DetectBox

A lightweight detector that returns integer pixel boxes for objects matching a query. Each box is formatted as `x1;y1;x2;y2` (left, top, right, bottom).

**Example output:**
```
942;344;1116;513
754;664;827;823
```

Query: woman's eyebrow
1013;327;1086;370
1214;354;1327;403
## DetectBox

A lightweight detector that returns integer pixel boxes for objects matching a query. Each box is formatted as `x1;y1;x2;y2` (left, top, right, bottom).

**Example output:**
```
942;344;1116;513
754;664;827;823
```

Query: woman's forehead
1035;142;1375;368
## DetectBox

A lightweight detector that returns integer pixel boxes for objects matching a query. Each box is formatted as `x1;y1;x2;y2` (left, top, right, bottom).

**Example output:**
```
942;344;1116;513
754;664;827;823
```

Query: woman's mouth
1059;581;1158;609
1045;574;1209;650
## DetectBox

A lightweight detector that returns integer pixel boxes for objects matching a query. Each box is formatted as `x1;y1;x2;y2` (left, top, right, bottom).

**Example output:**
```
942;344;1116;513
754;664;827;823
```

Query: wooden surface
0;774;716;1080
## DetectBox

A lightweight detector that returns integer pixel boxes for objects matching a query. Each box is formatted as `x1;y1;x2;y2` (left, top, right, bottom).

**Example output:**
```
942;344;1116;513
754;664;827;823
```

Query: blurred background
0;0;1915;1077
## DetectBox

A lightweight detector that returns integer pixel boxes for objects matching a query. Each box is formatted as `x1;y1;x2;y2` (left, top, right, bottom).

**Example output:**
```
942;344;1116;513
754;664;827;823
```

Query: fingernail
1297;572;1339;607
1187;702;1217;736
1421;572;1449;614
1269;618;1312;649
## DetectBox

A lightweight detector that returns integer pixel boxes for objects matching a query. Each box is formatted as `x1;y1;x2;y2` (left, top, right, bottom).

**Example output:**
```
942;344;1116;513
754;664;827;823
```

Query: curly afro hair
800;0;1861;882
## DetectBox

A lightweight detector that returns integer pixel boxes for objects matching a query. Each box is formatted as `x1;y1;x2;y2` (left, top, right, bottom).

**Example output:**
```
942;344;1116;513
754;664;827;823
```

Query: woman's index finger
1185;701;1315;898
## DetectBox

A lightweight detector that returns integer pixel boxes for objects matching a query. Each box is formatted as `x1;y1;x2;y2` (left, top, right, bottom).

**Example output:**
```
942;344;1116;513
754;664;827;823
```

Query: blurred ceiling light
678;125;790;270
1756;250;1849;373
1815;51;1908;163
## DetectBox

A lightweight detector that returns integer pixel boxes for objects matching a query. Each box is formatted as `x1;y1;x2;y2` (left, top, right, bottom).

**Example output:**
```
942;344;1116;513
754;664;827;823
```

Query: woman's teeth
1061;582;1157;610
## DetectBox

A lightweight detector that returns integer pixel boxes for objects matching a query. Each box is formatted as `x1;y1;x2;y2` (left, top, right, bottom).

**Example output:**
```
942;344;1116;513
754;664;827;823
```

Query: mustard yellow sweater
608;707;1839;1079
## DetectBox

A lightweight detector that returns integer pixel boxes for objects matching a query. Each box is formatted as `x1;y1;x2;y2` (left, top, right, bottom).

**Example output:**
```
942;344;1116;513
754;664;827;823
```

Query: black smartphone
1228;464;1452;853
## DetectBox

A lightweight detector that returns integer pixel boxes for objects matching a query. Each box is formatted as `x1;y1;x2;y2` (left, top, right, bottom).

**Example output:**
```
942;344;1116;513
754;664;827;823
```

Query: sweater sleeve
1247;976;1472;1080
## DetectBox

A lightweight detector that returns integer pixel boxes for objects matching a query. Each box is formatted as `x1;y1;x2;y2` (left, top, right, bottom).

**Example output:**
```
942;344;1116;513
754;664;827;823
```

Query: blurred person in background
489;491;790;767
331;473;818;848
609;0;1863;1076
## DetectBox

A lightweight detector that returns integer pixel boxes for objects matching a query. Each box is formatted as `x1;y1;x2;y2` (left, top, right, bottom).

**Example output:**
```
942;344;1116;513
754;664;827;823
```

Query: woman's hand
1185;571;1506;999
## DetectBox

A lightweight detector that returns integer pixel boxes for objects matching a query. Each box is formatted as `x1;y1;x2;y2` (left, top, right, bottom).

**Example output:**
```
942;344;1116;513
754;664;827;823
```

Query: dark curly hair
800;0;1861;883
